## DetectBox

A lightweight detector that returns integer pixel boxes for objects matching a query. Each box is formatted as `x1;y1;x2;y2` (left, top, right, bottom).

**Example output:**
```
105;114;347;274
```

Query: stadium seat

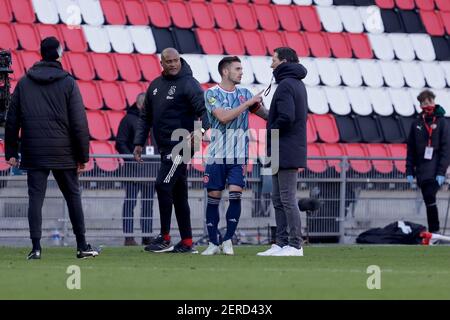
205;55;223;83
10;51;24;80
10;0;35;23
0;0;12;23
337;6;364;33
307;143;327;174
249;56;272;84
0;23;18;50
121;82;146;107
400;61;426;89
99;81;126;110
13;24;40;51
306;117;318;143
314;0;333;5
335;115;362;143
367;87;394;116
82;26;111;53
310;114;340;143
114;54;141;82
107;26;134;54
262;31;285;55
19;51;40;71
274;6;300;32
196;29;223;55
342;143;372;174
440;61;450;87
254;4;279;31
358;59;384;88
182;55;210;84
380;9;404;33
59;25;88;52
66;52;95;81
434;89;450;116
90;141;120;172
172;28;202;54
189;2;214;29
36;24;64;46
408;88;422;114
31;0;58;24
420;10;445;36
354;116;384;143
296;6;322;32
136;55;161;82
91;53;118;81
327;33;352;59
366;144;394;174
375;0;394;8
54;0;81;26
306;86;329;114
219;30;245;55
316;58;341;87
211;3;237;30
144;0;171;28
377;116;405;143
306;32;331;58
77;80;103;110
379;60;405;88
347;33;373;59
106;110;126;138
368;33;395;60
273;0;293;4
409;34;436;62
100;0;127;25
399;9;426;34
359;6;384;34
293;0;312;4
232;3;258;30
78;0;105;26
336;59;363;87
321;143;345;173
300;58;320;86
395;0;415;10
316;6;343;33
123;0;149;25
431;37;450;61
152;27;176;53
436;0;450;11
324;86;351;116
346;87;373;116
441;12;450;35
388;144;407;174
282;32;310;57
167;1;193;29
237;56;255;85
241;31;267;56
389;88;416;117
86;110;111;141
128;26;156;54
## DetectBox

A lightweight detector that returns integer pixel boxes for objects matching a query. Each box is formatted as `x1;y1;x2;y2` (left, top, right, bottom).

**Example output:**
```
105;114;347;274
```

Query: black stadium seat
335;115;362;143
377;116;405;143
172;27;202;54
398;10;425;34
380;9;405;33
151;27;176;53
398;116;417;140
355;116;384;143
431;37;450;61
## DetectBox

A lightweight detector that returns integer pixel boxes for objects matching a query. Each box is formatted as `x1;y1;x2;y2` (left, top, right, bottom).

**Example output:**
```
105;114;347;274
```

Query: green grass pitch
1;245;449;300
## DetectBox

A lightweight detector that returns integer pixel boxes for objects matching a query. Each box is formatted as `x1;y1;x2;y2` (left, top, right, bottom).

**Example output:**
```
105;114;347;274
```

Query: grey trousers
272;169;302;249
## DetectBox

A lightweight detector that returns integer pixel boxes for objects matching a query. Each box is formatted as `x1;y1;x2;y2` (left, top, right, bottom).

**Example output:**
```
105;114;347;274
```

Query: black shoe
27;249;41;260
76;244;99;259
142;236;154;246
171;241;198;254
144;234;173;253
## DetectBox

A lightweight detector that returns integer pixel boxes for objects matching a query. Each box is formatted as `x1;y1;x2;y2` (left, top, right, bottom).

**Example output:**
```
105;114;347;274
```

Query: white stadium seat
313;0;333;6
388;34;415;62
317;6;343;33
368;34;394;60
358;59;384;88
421;62;446;90
367;87;394;116
82;25;111;53
273;0;293;4
346;87;373;116
336;59;363;87
409;88;422;114
182;55;210;84
359;6;384;34
238;56;255;85
440;62;450;87
205;55;224;84
106;26;134;54
316;58;341;87
409;34;436;62
293;0;312;4
325;86;351;116
128;26;156;54
379;60;405;89
399;61;426;89
55;0;82;26
300;58;320;86
389;88;416;117
434;89;450;117
337;6;364;33
78;0;105;26
249;56;272;84
32;0;59;24
306;86;329;114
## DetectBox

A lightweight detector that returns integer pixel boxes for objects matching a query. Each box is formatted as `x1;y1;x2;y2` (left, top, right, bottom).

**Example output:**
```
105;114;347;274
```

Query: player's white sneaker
201;242;221;256
222;239;234;255
256;244;282;256
271;245;303;257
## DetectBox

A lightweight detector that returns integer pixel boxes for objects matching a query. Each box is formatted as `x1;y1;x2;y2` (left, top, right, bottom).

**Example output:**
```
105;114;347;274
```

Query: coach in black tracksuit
134;48;209;253
406;90;450;233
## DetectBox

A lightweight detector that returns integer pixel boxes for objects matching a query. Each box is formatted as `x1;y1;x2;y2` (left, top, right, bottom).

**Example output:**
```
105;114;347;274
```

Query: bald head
161;48;181;76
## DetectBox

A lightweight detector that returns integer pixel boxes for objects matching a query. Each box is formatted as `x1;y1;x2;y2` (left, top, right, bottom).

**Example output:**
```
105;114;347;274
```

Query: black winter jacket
267;62;308;170
5;61;89;169
406;105;450;185
134;59;209;155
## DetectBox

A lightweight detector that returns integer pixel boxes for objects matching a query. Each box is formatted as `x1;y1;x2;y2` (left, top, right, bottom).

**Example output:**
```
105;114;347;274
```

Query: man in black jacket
257;47;308;257
116;93;156;246
134;48;209;253
5;37;98;259
406;89;450;233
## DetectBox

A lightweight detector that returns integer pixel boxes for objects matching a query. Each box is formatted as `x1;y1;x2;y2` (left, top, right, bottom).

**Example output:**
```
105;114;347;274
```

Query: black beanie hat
40;37;62;62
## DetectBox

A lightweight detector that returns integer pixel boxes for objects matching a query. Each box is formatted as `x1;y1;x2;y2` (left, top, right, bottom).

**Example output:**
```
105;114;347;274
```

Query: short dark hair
274;47;299;63
417;89;436;103
218;56;241;76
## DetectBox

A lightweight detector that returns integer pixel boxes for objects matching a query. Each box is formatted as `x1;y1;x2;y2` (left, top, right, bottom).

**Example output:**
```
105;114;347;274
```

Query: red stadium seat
0;23;18;50
19;51;40;71
86;110;111;141
252;0;271;3
440;11;450;34
274;5;300;32
36;24;64;47
136;54;161;82
366;144;394;174
420;10;445;36
232;3;258;30
307;116;318;143
114;54;142;82
296;6;322;32
196;29;224;55
121;82;146;107
0;0;13;23
375;0;395;8
395;0;415;9
415;0;435;10
99;81;126;111
342;143;372;174
123;0;149;25
10;0;35;23
211;3;237;30
90;141;120;172
307;143;327;173
59;25;88;52
305;32;331;58
91;53;118;82
282;32;310;57
347;33;373;59
100;0;127;25
321;143;345;173
219;30;245;55
10;51;24;80
254;4;279;31
106;110;126;138
167;1;194;29
13;24;40;51
240;30;267;56
0;141;11;171
66;52;95;81
388;144;407;173
262;31;285;55
144;0;171;28
77;80;103;110
310;114;340;143
189;2;215;29
327;33;352;59
60;55;72;74
436;0;450;11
